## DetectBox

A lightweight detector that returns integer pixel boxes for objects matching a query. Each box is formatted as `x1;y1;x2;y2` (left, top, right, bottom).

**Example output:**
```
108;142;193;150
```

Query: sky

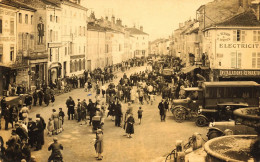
83;0;213;41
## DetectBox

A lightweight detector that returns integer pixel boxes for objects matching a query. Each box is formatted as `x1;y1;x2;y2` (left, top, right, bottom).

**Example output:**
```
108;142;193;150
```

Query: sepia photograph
0;0;260;161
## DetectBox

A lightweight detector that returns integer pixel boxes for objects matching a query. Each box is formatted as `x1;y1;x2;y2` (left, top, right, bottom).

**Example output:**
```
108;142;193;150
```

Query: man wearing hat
87;99;96;126
28;118;36;147
35;118;44;151
48;137;63;162
158;99;165;122
66;96;75;120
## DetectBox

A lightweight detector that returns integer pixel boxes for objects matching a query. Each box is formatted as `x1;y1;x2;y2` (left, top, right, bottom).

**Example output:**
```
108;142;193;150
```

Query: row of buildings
170;0;260;82
0;0;149;95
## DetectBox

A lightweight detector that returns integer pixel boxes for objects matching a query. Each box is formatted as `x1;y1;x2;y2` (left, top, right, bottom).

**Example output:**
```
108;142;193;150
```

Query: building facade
126;26;149;58
202;10;260;82
60;0;87;77
0;1;17;95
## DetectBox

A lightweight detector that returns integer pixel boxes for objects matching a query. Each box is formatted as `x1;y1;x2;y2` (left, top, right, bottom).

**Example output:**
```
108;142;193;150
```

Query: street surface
0;65;208;162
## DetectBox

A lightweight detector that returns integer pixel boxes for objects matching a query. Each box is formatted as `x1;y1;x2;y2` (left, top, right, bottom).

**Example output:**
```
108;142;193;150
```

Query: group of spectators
0;112;46;162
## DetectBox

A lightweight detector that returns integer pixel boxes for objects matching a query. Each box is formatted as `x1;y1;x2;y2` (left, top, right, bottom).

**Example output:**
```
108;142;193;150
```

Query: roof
42;0;61;7
0;0;37;11
125;27;149;35
87;23;106;32
61;0;88;11
216;10;260;27
203;81;260;87
198;0;241;29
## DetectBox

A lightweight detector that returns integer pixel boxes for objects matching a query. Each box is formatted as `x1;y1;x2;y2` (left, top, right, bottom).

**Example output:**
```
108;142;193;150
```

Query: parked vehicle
207;120;257;140
170;81;260;126
161;68;174;83
171;87;202;122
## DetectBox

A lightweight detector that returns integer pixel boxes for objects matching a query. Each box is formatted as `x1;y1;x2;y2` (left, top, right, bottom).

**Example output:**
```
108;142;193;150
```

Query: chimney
105;16;108;20
116;19;120;25
140;26;143;31
111;15;115;24
241;0;252;9
252;0;260;21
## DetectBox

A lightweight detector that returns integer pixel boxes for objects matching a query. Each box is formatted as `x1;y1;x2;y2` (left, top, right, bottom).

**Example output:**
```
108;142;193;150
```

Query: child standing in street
137;107;143;125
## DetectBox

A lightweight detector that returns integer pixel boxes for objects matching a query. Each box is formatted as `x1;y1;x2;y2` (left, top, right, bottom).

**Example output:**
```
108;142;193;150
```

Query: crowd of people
0;55;209;161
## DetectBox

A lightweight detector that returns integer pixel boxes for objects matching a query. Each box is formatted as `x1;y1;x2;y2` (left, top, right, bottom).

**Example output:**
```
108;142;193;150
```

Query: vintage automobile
171;87;202;122
170;81;260;126
161;68;174;83
207;120;258;140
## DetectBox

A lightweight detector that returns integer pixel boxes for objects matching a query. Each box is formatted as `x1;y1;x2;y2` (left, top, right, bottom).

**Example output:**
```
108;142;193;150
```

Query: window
31;15;33;24
50;15;52;22
79;26;81;36
233;30;241;41
70;60;73;72
105;44;108;53
252;52;260;68
25;14;28;24
50;30;53;42
19;13;22;23
83;59;85;70
10;19;14;35
79;59;82;71
74;60;78;71
83;27;85;36
0;44;3;62
241;31;246;41
0;17;2;34
253;31;260;42
231;52;242;68
56;16;58;23
65;47;67;55
10;45;14;61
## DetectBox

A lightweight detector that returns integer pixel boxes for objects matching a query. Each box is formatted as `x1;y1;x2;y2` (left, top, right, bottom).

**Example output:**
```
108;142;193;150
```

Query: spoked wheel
195;116;208;127
173;107;186;123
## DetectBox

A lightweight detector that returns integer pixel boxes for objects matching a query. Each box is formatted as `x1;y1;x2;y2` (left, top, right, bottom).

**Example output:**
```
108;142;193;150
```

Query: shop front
214;69;260;83
48;62;62;86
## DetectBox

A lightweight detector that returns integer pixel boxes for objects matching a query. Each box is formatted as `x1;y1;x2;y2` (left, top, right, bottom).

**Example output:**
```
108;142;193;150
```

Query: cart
92;115;102;133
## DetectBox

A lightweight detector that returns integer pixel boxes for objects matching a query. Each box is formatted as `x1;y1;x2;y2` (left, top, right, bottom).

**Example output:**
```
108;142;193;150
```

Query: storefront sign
220;70;260;76
48;42;62;48
219;43;260;49
217;32;231;42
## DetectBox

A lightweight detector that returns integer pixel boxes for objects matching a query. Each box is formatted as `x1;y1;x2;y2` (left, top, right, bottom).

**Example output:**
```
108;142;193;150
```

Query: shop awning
181;65;197;73
49;62;62;69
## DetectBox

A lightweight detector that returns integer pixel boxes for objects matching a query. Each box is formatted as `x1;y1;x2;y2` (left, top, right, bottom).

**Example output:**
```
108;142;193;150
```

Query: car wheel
173;107;186;123
208;131;222;140
195;116;208;127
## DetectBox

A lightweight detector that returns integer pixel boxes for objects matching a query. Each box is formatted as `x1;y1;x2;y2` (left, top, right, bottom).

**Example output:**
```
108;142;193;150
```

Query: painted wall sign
217;32;231;42
219;43;260;48
219;70;260;76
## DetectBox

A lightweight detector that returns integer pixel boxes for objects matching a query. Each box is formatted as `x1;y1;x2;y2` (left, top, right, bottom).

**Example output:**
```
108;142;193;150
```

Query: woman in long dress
51;109;59;135
125;114;135;138
95;129;104;160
